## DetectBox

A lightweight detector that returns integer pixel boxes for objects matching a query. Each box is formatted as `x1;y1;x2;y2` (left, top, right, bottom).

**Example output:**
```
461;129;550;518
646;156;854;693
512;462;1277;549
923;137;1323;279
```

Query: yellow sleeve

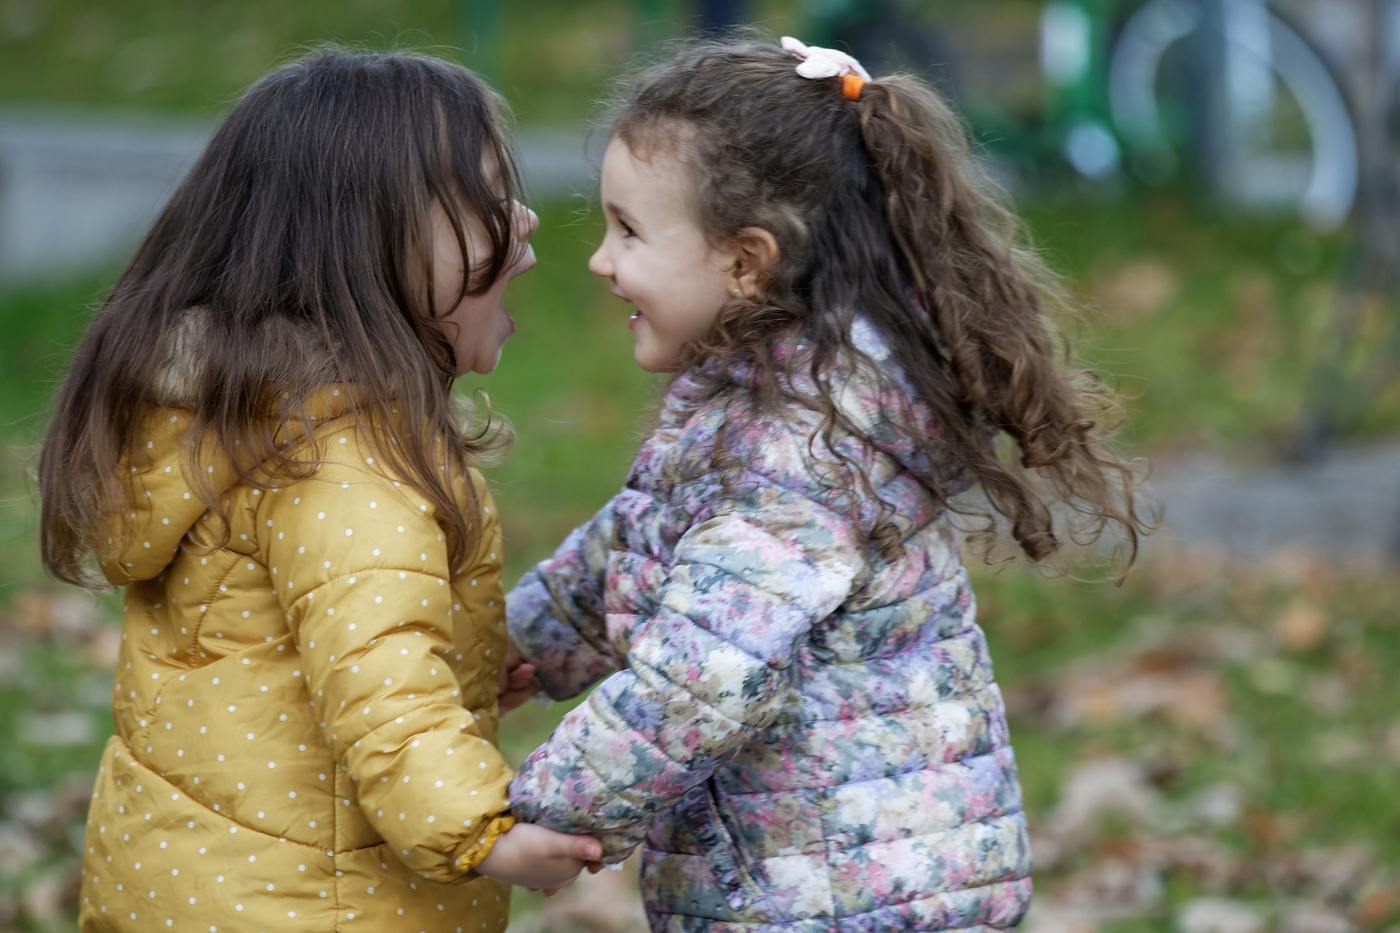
454;469;507;703
259;435;514;882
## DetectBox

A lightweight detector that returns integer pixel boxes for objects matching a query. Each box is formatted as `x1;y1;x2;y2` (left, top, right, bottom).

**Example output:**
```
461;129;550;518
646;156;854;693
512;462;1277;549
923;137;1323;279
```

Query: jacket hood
96;310;344;586
95;408;240;586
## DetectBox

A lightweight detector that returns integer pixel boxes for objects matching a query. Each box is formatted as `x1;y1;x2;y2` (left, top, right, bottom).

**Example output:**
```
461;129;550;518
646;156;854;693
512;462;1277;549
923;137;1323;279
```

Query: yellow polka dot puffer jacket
78;395;515;932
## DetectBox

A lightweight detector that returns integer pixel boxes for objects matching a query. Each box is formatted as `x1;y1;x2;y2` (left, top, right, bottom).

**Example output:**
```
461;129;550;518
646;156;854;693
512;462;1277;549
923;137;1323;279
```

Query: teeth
629;312;640;321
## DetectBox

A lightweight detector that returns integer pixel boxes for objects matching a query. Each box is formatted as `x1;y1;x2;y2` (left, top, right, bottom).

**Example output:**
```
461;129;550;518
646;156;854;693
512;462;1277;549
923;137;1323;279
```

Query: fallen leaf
1243;809;1306;853
1276;902;1355;933
18;868;72;929
1178;898;1266;933
1050;758;1163;843
1185;782;1245;830
1023;899;1134;932
1274;599;1328;652
1091;257;1180;319
1353;881;1400;927
0;822;42;879
20;711;95;748
1314;731;1368;767
12;590;108;642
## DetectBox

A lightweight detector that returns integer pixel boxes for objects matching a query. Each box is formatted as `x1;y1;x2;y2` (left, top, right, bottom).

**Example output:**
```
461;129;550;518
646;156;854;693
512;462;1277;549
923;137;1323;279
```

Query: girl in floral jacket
504;35;1151;930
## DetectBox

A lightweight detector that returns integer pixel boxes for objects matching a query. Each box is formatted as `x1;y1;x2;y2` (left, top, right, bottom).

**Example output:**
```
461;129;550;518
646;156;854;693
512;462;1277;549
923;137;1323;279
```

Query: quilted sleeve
508;470;865;860
260;437;515;882
452;469;507;706
506;495;625;700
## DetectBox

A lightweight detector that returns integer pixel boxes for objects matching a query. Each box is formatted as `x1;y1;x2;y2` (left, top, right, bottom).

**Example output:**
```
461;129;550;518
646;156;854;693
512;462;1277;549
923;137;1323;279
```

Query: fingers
498;685;537;715
497;642;533;694
573;836;603;862
498;661;537;713
498;663;532;696
498;662;539;713
531;861;584;896
538;829;602;863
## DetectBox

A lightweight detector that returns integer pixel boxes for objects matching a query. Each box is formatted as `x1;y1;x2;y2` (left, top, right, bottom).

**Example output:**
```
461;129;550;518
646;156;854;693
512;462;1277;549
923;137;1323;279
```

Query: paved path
0;111;599;285
1146;441;1400;566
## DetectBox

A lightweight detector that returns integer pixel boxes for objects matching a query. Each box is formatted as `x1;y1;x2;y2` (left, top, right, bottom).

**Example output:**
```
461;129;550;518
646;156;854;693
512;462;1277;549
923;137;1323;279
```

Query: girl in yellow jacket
37;49;601;931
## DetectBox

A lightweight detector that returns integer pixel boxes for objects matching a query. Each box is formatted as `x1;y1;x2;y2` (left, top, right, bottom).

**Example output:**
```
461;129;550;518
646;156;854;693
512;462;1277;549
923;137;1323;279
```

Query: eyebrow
604;201;639;228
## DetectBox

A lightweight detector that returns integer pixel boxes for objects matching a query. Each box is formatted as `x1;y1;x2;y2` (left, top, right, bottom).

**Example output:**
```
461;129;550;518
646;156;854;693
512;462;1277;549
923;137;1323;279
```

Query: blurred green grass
1019;194;1396;451
0;0;627;124
0;0;804;126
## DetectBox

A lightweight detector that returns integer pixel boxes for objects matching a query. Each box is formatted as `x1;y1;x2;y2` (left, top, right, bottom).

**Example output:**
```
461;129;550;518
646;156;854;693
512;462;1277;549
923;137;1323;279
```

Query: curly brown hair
39;49;520;588
609;34;1152;571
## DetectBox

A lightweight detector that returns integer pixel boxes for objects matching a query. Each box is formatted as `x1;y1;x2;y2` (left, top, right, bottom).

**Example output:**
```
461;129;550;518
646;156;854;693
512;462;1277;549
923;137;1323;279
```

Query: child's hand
476;823;602;892
497;639;540;714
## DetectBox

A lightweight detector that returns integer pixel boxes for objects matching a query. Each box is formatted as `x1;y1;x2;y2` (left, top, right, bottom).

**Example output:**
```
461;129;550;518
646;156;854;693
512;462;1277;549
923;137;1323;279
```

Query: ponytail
857;76;1152;570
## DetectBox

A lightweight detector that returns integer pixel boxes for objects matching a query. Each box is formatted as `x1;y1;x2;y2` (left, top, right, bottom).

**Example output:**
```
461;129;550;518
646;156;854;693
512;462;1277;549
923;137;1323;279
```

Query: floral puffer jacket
508;319;1032;930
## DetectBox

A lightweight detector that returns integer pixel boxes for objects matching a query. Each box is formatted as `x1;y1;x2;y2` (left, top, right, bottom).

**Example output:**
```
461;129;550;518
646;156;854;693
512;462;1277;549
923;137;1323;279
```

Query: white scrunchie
780;35;871;82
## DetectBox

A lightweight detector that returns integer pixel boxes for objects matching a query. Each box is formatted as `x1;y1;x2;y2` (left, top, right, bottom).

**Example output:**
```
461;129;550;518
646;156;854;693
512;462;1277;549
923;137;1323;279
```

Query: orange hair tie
842;73;865;101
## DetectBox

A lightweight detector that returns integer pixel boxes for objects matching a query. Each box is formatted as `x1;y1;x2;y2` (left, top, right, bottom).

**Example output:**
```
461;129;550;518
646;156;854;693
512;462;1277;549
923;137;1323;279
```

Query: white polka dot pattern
79;405;513;930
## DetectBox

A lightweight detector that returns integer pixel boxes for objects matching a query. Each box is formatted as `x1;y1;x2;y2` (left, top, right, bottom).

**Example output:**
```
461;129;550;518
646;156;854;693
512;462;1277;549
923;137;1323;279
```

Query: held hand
475;823;602;892
497;639;540;715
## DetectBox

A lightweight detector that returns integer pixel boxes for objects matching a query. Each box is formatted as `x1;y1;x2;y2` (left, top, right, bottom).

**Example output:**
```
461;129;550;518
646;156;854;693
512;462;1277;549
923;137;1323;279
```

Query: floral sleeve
506;496;624;700
507;476;865;860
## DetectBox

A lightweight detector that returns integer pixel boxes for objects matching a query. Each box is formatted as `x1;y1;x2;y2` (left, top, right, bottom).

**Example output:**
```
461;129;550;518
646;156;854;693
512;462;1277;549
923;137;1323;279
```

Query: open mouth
609;286;641;328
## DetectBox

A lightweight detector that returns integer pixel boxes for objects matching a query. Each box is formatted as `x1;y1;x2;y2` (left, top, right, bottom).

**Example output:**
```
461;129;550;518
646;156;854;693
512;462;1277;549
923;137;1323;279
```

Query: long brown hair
40;49;522;587
610;35;1152;571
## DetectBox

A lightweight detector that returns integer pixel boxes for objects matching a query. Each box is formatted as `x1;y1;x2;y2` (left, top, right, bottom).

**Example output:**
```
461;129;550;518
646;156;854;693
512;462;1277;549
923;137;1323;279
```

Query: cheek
434;285;459;323
684;274;730;329
429;239;466;313
610;253;639;291
440;297;482;357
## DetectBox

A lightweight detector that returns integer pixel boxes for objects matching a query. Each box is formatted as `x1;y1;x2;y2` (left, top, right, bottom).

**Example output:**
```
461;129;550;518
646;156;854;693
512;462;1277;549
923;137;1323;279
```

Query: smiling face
429;160;539;376
587;137;738;373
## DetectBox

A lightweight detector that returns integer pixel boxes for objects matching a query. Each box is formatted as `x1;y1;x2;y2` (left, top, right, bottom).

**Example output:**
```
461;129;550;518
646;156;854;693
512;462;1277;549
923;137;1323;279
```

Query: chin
633;347;670;374
633;336;683;374
472;352;503;375
471;335;510;375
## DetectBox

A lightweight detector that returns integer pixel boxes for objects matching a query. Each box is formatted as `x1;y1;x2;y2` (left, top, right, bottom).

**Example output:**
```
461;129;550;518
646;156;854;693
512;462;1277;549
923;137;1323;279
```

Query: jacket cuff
451;812;516;877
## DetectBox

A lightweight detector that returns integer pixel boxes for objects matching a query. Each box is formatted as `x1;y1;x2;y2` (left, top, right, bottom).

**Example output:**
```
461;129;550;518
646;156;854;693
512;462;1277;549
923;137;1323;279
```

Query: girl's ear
728;226;780;298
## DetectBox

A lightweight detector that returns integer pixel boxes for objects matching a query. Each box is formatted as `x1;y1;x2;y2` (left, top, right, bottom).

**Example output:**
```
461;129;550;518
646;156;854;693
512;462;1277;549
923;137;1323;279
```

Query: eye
620;220;637;239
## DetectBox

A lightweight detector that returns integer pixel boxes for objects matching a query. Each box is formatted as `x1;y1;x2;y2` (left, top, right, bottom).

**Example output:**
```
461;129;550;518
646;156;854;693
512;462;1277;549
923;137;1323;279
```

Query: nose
513;201;539;239
587;241;612;279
